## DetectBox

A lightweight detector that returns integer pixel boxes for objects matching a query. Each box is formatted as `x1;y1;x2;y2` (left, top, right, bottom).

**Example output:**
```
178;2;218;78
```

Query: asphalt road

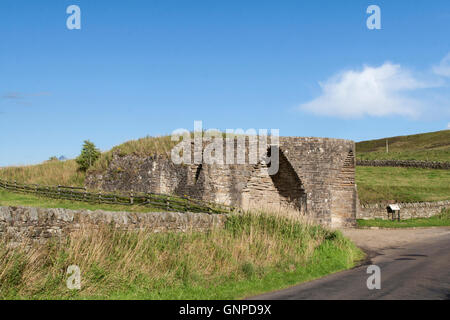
249;229;450;300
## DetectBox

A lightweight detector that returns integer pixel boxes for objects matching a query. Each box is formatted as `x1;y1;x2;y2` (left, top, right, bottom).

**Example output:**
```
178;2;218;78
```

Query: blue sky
1;0;449;166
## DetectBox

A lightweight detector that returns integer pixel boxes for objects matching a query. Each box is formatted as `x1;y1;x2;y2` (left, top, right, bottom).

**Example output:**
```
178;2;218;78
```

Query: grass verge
356;166;450;204
357;209;450;228
0;213;363;300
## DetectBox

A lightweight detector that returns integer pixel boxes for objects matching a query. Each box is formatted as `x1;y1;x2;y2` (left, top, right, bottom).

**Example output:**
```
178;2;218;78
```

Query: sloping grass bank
357;209;450;228
0;159;84;187
0;213;363;300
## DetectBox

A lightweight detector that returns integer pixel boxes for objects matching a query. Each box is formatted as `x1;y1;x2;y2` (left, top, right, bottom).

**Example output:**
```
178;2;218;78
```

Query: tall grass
0;160;84;187
0;212;362;300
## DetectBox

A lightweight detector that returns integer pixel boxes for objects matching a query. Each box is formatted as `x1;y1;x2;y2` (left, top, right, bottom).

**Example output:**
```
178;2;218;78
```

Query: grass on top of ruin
0;212;363;300
356;166;450;204
89;132;262;173
357;209;450;228
90;135;178;173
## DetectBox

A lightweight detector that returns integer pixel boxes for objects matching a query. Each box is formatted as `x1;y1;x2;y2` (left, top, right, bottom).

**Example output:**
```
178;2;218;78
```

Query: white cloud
433;53;450;77
299;63;434;118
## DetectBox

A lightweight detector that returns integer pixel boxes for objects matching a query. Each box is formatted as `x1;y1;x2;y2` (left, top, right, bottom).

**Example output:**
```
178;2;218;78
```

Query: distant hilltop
356;130;450;162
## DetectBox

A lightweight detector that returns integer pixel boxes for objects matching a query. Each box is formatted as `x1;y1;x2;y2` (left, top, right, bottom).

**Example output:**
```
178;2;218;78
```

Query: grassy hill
0;159;85;187
356;167;450;204
356;130;450;162
355;130;450;203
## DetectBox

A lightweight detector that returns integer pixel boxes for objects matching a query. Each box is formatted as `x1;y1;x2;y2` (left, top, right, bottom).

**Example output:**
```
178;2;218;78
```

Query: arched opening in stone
269;149;307;212
194;164;203;183
241;148;307;213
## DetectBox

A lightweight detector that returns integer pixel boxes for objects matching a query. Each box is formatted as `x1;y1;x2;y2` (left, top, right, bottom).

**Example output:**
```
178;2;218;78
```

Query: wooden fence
0;179;233;214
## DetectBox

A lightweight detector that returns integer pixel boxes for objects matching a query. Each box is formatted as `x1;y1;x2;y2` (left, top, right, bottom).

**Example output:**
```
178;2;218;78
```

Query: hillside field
356;167;450;204
356;130;450;162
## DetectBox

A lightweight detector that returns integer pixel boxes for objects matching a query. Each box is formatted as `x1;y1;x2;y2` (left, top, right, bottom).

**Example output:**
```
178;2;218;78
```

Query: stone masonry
0;206;227;244
86;137;358;228
356;159;450;170
358;200;450;220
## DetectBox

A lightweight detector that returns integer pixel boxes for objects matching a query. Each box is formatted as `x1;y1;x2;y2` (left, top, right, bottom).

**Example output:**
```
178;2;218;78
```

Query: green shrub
76;140;101;172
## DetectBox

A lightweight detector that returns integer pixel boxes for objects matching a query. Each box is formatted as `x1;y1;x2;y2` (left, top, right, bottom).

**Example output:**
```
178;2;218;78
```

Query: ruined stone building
87;137;357;227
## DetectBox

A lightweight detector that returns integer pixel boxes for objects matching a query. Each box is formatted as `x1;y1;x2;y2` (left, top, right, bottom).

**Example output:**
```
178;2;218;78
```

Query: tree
76;140;101;171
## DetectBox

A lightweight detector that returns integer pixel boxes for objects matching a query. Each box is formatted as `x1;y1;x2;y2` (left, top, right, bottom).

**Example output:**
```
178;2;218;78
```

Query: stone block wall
330;151;358;227
356;160;450;169
278;137;357;227
0;206;227;244
241;151;307;213
357;200;450;220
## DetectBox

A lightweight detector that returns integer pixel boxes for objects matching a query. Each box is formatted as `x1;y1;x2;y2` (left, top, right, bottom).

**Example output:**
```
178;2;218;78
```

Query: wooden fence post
130;190;134;205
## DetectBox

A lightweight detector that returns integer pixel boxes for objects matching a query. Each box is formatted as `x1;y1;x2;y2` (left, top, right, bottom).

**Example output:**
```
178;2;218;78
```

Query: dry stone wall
0;206;227;244
356;160;450;169
357;200;450;220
